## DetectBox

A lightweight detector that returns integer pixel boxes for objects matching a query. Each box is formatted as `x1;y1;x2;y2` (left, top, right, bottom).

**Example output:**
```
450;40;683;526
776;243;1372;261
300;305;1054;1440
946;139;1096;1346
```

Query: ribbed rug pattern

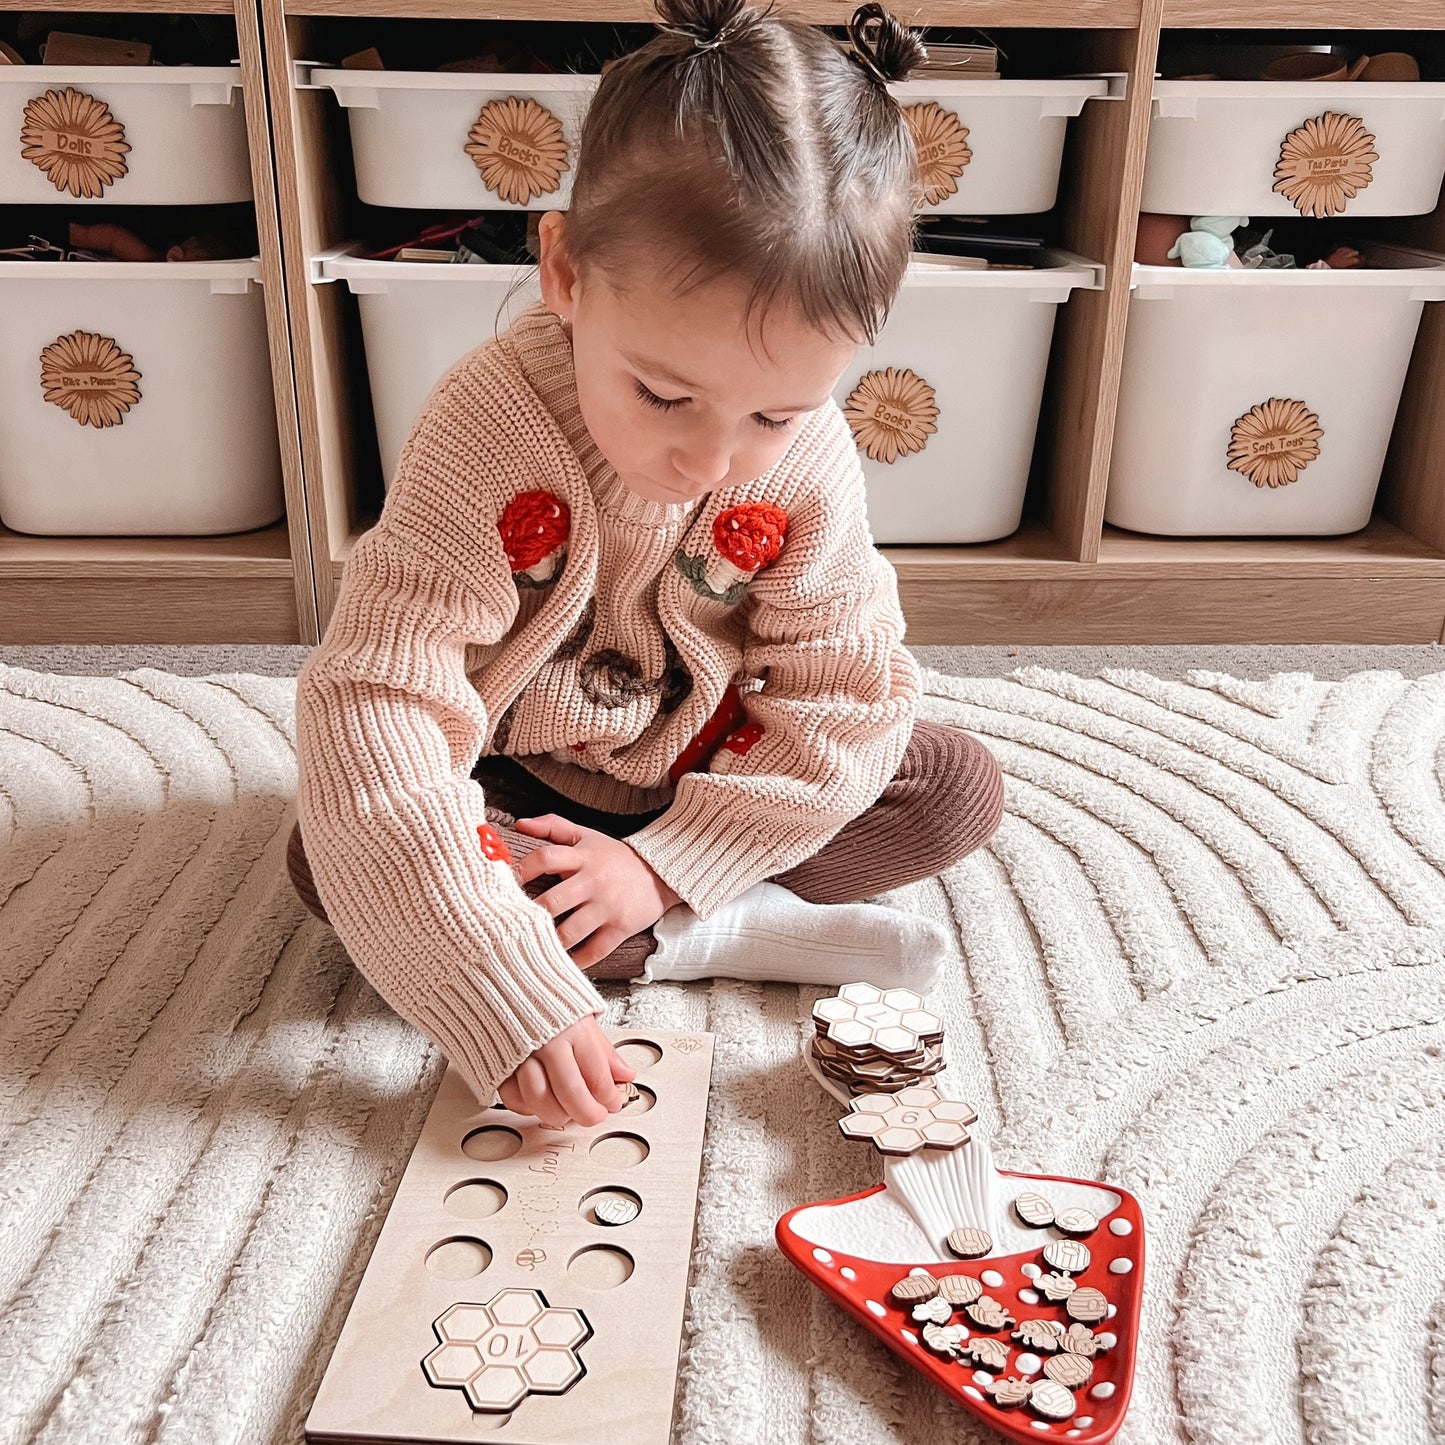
2;663;1444;1445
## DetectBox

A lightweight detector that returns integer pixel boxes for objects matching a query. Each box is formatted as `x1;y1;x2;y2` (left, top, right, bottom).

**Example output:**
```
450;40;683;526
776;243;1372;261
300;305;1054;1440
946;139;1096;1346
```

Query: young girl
289;0;1004;1130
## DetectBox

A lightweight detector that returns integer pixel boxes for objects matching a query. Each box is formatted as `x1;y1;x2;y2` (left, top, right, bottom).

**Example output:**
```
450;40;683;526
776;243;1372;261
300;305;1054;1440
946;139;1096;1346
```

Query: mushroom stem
883;1135;1002;1256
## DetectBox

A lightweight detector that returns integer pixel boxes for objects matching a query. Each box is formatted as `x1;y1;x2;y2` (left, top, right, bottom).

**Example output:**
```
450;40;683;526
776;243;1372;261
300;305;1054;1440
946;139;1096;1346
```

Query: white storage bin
307;69;596;210
1143;80;1445;217
0;66;252;204
889;79;1108;214
1106;243;1445;537
835;252;1099;542
0;259;284;535
319;245;1098;544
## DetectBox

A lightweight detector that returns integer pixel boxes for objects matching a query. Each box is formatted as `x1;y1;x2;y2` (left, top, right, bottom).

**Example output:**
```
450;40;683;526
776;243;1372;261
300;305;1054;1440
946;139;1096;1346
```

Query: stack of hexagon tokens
810;983;945;1095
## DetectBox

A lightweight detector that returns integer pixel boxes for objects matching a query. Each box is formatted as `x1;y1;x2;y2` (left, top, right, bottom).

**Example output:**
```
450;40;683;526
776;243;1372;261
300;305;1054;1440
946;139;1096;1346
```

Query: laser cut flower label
21;87;130;198
1227;397;1323;489
464;96;569;205
39;331;142;429
843;367;939;464
1273;111;1378;218
903;101;973;206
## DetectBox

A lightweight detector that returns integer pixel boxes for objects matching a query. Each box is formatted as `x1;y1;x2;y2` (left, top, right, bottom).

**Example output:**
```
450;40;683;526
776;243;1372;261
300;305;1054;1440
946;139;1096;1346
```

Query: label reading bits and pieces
1013;1192;1056;1228
1042;1238;1092;1273
891;1273;939;1305
937;1273;984;1306
946;1227;993;1259
1028;1379;1077;1421
1065;1287;1110;1324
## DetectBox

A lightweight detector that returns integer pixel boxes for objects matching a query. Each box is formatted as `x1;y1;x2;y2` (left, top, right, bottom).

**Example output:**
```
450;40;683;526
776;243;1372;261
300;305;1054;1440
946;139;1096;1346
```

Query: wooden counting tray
306;1029;715;1445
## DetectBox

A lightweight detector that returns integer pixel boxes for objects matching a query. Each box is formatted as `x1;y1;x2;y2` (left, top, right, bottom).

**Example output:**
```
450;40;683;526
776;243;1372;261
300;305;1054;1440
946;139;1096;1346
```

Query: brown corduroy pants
287;718;1004;979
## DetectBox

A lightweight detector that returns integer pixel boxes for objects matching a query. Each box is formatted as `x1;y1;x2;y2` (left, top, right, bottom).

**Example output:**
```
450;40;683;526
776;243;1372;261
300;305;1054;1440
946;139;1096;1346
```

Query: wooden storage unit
0;0;314;644
269;2;1445;643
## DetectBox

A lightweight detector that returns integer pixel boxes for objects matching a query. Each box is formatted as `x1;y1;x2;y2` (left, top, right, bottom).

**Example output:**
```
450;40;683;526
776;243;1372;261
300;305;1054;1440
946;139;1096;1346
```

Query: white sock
644;880;950;992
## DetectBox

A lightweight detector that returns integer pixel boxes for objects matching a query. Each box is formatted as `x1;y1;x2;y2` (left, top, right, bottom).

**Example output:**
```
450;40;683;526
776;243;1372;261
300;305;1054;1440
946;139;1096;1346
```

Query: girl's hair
563;0;926;346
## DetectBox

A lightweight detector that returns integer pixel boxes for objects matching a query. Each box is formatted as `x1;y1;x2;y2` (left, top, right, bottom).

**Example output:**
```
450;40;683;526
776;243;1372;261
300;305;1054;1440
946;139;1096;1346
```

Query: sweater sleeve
625;403;922;917
294;369;606;1103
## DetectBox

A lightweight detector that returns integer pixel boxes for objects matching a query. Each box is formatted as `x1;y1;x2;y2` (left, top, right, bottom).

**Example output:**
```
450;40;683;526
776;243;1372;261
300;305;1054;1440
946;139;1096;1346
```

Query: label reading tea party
1273;112;1378;218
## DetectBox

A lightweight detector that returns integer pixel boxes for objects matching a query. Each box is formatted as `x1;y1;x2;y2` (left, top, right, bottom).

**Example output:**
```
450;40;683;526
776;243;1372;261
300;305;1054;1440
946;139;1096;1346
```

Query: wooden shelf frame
267;1;1445;643
0;0;316;643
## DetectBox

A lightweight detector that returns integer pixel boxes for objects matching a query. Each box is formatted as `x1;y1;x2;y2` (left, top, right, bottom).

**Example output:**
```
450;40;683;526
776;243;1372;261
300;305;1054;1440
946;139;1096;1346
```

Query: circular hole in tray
613;1038;663;1071
445;1179;509;1219
589;1132;649;1169
461;1126;522;1162
567;1244;635;1289
426;1236;493;1280
619;1084;656;1116
579;1186;643;1226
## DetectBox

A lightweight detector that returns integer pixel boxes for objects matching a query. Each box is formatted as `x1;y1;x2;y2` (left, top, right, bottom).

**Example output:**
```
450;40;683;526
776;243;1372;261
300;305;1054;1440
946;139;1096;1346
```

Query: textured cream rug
3;663;1444;1445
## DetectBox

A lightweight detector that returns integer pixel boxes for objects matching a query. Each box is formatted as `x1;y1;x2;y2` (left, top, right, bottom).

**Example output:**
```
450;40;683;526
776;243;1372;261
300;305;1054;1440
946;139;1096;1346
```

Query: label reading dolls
21;86;131;198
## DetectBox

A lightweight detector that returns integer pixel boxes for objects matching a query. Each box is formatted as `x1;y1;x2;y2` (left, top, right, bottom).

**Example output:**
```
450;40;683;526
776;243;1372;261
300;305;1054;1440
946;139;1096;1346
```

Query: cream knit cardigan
295;303;921;1099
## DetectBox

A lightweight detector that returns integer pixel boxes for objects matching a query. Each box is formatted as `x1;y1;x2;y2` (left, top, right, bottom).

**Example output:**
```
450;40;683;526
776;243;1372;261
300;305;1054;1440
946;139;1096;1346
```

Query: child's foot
645;881;949;992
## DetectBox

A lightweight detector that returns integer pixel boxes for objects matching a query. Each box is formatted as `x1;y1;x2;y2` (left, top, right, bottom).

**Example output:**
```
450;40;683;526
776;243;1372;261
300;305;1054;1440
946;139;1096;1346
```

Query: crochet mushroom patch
674;502;788;605
499;490;570;588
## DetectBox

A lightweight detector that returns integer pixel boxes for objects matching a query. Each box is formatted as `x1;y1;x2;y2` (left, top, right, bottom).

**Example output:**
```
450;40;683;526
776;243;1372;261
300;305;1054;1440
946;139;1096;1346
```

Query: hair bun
654;0;765;51
846;3;926;86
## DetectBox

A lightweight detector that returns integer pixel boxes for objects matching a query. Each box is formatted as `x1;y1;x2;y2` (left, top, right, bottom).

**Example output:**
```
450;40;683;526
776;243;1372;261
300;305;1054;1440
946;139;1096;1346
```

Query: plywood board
306;1029;714;1445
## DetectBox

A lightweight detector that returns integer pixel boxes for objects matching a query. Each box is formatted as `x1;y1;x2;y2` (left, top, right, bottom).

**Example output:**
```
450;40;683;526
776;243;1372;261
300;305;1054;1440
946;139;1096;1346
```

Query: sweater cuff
409;897;609;1103
624;778;837;919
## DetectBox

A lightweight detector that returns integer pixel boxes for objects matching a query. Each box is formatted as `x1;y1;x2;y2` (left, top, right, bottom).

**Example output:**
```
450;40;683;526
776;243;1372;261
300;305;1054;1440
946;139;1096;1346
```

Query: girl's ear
537;211;581;320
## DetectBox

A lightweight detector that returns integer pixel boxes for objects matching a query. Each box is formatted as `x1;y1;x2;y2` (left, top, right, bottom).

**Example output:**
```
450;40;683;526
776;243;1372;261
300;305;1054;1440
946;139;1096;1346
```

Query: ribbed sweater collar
508;303;702;529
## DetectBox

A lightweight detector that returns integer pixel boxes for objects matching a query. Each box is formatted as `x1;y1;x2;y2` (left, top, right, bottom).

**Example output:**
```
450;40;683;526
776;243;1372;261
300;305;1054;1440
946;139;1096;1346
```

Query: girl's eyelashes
633;379;797;431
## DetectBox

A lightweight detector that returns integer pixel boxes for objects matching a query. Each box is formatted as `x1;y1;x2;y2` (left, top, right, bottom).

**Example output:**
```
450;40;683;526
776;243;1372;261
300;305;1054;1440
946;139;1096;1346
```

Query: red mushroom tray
776;1171;1144;1444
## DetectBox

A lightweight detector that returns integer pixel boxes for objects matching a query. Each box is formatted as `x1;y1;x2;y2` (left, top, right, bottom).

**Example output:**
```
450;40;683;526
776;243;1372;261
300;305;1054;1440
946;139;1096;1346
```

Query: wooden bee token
1065;1287;1109;1324
1053;1207;1099;1237
1028;1379;1077;1421
1042;1238;1091;1273
965;1336;1010;1370
987;1376;1035;1408
1038;1271;1078;1302
1043;1352;1094;1388
1013;1318;1065;1352
891;1272;939;1305
1060;1323;1105;1357
964;1295;1016;1330
921;1322;968;1358
911;1295;953;1326
946;1227;993;1259
1013;1192;1055;1228
937;1273;984;1306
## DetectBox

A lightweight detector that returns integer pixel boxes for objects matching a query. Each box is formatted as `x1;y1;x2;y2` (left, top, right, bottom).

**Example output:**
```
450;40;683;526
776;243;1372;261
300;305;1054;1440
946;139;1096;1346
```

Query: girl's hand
497;1016;636;1127
514;814;683;970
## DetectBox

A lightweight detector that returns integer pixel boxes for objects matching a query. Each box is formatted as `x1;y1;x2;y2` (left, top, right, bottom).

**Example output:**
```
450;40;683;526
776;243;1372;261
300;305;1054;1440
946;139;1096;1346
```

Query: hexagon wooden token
1042;1238;1091;1273
1065;1287;1110;1324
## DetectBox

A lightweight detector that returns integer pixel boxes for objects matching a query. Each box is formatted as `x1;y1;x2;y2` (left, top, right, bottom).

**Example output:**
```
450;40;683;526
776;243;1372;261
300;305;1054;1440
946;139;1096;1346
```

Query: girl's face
538;212;858;506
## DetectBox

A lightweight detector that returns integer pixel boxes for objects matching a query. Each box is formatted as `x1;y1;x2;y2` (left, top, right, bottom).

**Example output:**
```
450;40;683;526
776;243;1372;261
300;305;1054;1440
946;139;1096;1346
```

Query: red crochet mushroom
498;490;570;586
668;683;749;782
723;722;765;756
706;502;788;596
476;823;513;865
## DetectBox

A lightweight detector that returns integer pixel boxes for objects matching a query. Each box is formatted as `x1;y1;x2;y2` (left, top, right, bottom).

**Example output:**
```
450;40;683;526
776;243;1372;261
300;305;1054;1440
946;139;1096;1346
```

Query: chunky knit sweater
294;302;921;1100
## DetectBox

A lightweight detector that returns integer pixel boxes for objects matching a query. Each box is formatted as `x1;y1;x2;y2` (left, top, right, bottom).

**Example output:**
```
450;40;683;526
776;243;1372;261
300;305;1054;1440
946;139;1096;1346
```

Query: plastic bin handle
209;275;257;295
189;78;242;107
1152;93;1198;120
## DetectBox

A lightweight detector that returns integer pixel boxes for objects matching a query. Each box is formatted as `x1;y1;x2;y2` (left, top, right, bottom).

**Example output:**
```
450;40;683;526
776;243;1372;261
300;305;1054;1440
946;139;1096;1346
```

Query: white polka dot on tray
1031;1424;1052;1433
973;1370;995;1386
866;1300;886;1318
981;1269;1005;1287
1022;1262;1042;1279
1019;1288;1040;1305
1016;1352;1042;1374
1098;1333;1117;1350
963;1386;983;1402
813;1248;833;1264
1109;1218;1132;1236
1091;1382;1116;1400
1076;1419;1093;1428
1108;1258;1134;1274
1107;1304;1117;1319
